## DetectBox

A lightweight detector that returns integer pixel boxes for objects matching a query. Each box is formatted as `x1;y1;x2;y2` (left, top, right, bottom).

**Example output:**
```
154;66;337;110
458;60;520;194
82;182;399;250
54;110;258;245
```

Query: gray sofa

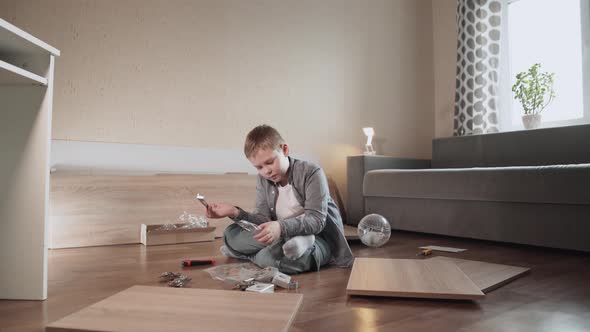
347;124;590;252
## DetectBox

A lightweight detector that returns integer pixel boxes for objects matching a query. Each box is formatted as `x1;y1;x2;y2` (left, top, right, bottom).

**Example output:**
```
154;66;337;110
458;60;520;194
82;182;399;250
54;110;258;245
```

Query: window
499;0;590;131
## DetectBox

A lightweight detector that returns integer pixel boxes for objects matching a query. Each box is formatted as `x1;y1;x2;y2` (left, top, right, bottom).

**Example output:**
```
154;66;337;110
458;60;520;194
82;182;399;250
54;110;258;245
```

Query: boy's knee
282;235;315;260
223;223;242;238
251;249;279;269
223;223;264;255
223;223;241;246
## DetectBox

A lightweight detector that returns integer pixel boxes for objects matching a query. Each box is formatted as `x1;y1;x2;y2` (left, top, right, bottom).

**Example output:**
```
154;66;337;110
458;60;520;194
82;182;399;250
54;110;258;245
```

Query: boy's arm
278;167;328;238
232;175;271;225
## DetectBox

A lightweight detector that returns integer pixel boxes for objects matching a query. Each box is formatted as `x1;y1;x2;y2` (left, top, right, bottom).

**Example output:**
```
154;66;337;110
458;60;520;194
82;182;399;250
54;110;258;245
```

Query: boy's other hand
206;203;238;219
253;221;281;246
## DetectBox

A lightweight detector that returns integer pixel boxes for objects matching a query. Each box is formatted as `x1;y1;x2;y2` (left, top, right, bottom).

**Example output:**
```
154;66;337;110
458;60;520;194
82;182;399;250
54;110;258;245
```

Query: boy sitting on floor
206;124;353;274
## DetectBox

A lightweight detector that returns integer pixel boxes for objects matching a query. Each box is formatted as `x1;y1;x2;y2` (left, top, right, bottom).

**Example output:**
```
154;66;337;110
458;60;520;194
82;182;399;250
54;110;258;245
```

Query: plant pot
522;113;542;129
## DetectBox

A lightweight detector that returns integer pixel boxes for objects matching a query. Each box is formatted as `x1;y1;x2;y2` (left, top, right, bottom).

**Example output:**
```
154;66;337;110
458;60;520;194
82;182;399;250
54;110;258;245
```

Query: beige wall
432;0;458;138
1;0;436;199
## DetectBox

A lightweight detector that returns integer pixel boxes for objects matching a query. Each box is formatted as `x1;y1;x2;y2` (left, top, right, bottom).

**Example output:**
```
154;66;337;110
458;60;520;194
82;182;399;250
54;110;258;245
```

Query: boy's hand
206;203;239;219
253;221;281;246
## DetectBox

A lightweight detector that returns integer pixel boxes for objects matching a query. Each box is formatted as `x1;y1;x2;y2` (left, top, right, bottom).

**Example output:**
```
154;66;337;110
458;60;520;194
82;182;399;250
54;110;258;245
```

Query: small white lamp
362;127;376;155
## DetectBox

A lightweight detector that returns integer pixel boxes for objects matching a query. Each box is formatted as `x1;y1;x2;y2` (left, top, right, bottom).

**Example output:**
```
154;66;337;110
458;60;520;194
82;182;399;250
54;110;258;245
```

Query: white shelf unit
0;18;60;300
0;59;47;85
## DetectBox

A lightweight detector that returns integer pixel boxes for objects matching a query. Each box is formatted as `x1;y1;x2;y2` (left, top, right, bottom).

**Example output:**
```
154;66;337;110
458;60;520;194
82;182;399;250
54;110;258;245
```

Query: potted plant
512;63;556;129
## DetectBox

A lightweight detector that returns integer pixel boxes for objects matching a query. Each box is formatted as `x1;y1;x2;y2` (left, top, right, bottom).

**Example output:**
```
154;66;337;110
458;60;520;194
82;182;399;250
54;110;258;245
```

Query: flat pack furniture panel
46;285;303;332
0;18;59;300
419;245;466;253
343;225;359;240
50;173;256;248
140;224;216;246
430;256;530;293
346;258;485;300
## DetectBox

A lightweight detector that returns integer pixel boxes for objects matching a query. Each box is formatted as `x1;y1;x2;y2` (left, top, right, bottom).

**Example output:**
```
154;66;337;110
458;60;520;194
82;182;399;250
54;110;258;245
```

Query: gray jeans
223;223;332;274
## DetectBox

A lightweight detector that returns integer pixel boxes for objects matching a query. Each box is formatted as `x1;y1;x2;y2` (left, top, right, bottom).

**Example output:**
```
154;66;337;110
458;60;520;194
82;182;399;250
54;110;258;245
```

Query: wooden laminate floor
1;231;590;332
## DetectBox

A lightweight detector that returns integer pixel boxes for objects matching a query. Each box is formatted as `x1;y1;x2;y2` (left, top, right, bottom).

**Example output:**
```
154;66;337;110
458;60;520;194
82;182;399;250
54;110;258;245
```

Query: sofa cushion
363;163;590;205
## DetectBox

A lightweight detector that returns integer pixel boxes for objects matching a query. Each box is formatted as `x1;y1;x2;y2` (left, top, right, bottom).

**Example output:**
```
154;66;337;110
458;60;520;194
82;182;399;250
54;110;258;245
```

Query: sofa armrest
346;155;430;225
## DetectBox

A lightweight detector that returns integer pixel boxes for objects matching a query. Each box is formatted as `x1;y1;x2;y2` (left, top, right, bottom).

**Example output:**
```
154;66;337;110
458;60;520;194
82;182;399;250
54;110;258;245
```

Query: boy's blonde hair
244;125;285;158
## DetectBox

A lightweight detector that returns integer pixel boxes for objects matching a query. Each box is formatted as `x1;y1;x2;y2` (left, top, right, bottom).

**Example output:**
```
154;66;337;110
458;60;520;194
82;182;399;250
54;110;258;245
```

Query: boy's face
249;144;290;185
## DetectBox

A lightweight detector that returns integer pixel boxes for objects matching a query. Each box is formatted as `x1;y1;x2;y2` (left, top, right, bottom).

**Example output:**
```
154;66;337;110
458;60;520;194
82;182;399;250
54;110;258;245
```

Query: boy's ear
280;143;289;156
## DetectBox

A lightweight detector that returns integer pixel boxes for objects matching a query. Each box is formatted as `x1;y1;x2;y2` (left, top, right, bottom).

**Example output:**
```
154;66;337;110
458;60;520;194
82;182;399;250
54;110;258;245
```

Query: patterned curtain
454;0;503;136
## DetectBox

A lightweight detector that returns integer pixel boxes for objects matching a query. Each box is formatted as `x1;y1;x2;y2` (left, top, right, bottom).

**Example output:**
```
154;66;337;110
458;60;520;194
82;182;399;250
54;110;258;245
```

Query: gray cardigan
235;157;354;267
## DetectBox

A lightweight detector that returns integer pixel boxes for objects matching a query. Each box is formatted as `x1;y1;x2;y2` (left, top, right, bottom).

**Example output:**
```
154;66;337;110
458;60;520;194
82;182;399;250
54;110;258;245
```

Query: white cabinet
0;18;60;300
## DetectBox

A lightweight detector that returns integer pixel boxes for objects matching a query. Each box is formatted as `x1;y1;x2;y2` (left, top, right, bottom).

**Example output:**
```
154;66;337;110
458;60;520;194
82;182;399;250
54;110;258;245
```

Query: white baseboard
50;140;317;175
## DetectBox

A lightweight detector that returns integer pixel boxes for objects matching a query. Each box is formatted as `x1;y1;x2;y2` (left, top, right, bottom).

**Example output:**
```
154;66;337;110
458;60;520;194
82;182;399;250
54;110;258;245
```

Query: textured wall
0;0;435;198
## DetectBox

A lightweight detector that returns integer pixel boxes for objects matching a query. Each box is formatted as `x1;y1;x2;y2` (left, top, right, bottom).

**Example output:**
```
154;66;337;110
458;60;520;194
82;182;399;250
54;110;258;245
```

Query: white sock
282;235;315;260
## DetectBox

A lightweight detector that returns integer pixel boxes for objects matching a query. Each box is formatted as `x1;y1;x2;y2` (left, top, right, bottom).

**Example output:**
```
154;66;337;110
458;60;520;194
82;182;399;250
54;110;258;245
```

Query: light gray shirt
234;157;354;267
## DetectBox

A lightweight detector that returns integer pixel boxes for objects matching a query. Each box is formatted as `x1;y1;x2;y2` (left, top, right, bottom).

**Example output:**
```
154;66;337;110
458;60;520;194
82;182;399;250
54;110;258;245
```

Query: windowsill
501;118;590;133
439;122;590;141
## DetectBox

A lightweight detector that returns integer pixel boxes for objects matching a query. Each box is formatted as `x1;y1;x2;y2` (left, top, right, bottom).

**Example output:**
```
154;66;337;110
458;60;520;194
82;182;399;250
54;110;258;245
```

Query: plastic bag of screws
205;263;263;283
153;223;178;232
252;266;279;283
205;263;279;285
177;211;208;229
159;272;191;287
159;272;182;281
152;212;208;232
232;278;257;291
234;220;260;233
168;275;192;288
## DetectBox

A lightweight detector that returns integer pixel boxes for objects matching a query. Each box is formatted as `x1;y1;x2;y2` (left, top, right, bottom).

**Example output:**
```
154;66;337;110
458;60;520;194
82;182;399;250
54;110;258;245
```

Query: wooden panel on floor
3;231;589;332
46;285;303;332
50;173;256;248
343;225;359;240
429;256;530;293
346;257;485;300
